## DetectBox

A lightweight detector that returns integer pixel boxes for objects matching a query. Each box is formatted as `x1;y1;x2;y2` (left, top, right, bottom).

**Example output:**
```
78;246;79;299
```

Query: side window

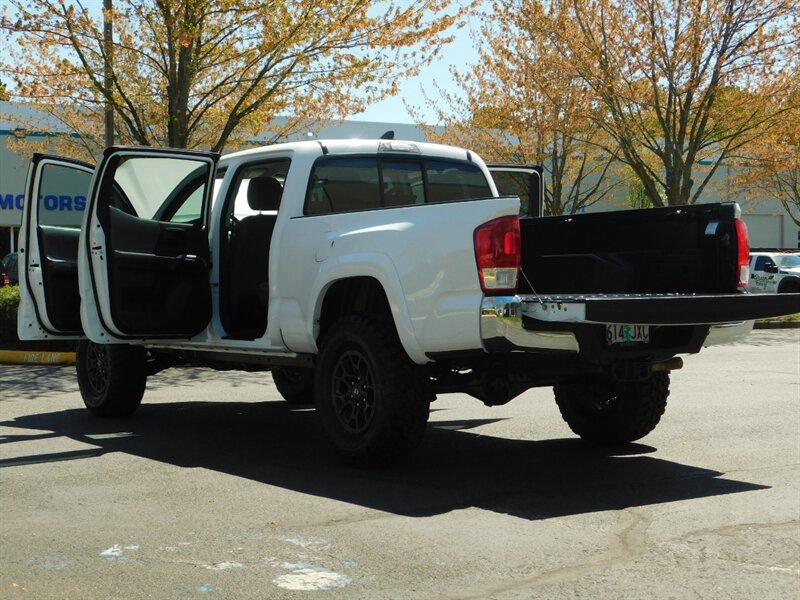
169;185;204;223
306;158;381;215
109;156;211;221
37;164;92;228
426;160;492;203
492;171;530;216
780;254;800;269
304;156;493;215
159;166;231;223
492;170;542;217
753;256;770;271
223;159;291;223
382;161;424;206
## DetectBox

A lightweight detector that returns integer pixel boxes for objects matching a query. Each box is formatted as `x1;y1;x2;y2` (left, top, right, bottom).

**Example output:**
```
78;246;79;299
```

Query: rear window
305;157;491;215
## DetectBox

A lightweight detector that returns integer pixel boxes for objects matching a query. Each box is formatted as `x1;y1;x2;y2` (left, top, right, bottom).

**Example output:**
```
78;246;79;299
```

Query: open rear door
81;147;218;342
489;164;544;217
18;154;94;340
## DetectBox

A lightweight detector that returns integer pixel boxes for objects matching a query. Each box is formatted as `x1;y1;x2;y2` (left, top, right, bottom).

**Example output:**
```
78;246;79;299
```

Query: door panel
18;155;94;340
106;206;210;335
86;148;218;339
489;165;544;217
38;225;82;332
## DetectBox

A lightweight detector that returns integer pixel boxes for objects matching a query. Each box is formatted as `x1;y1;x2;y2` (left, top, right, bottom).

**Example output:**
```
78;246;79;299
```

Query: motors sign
0;192;24;226
1;192;87;227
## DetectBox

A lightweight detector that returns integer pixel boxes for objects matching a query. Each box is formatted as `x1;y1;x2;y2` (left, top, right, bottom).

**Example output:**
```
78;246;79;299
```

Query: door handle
177;254;208;268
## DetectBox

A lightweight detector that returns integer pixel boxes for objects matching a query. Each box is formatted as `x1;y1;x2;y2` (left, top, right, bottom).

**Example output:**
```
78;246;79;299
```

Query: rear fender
299;254;427;363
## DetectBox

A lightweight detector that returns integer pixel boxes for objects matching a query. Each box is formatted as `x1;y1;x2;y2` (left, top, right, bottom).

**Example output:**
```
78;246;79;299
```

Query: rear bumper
479;292;790;357
481;296;579;353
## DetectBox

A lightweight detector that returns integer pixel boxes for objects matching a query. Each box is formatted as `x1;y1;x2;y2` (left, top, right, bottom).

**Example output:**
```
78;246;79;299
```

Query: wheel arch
777;276;800;293
314;271;428;364
318;277;390;336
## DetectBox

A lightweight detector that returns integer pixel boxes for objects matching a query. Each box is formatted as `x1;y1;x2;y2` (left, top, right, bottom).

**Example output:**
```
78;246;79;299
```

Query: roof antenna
380;130;395;140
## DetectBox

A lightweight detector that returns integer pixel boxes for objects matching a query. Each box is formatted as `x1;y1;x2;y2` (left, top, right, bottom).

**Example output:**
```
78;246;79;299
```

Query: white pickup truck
17;141;800;465
748;249;800;294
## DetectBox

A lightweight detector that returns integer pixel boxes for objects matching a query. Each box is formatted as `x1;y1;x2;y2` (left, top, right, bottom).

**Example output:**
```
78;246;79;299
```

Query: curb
0;350;76;365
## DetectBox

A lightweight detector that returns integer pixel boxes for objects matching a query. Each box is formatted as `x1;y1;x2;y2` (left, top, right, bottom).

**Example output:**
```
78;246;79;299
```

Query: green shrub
0;285;20;343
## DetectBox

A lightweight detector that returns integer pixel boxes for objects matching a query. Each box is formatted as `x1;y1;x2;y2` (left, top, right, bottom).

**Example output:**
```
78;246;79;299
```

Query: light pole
103;0;114;148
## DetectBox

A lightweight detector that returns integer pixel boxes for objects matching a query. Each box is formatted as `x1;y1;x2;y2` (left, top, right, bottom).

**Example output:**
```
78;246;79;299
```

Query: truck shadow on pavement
0;397;768;522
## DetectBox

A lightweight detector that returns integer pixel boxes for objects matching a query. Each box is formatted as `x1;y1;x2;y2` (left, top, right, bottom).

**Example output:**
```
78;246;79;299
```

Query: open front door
489;164;544;217
81;147;219;341
18;154;94;340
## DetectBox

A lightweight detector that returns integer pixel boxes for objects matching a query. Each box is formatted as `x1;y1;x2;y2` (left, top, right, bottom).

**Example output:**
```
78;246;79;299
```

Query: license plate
606;324;650;345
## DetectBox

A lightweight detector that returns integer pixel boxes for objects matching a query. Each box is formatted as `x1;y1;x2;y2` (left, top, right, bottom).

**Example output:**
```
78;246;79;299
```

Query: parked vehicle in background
1;252;18;285
748;249;800;294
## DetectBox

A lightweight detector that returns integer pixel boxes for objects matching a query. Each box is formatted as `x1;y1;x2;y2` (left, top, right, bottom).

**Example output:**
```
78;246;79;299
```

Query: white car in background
748;250;800;294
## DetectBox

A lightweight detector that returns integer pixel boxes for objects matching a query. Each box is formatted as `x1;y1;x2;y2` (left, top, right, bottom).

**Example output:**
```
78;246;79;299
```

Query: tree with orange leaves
0;0;469;159
545;0;799;207
733;16;800;227
416;0;623;215
735;100;800;226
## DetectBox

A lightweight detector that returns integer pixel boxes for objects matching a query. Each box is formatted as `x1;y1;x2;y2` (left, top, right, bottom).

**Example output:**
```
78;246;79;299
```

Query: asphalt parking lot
1;329;798;599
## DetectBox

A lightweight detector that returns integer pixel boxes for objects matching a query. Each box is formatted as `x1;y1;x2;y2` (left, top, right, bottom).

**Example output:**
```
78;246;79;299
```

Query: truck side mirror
764;263;779;274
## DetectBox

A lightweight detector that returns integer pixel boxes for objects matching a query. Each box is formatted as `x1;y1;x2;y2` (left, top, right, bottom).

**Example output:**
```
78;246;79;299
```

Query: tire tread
315;314;429;466
554;372;669;443
76;341;147;417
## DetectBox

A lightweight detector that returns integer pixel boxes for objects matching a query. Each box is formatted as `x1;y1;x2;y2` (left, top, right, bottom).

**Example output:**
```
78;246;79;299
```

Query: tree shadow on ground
0;364;266;399
0;364;79;398
0;397;767;522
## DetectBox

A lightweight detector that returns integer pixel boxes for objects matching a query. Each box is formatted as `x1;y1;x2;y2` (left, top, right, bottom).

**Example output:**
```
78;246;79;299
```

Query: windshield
779;254;800;269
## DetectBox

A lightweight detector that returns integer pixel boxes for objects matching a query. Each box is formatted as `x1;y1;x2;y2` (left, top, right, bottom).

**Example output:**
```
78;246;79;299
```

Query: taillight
735;218;749;288
474;216;520;294
1;274;8;286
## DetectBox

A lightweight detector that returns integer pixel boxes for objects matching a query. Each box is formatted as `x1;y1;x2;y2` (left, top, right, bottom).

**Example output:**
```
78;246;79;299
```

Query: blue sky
353;6;480;124
0;0;481;126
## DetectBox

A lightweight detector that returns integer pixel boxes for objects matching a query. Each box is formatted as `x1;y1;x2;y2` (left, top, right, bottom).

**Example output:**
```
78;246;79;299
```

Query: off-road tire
554;372;669;443
272;367;314;405
76;340;147;417
314;315;430;467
